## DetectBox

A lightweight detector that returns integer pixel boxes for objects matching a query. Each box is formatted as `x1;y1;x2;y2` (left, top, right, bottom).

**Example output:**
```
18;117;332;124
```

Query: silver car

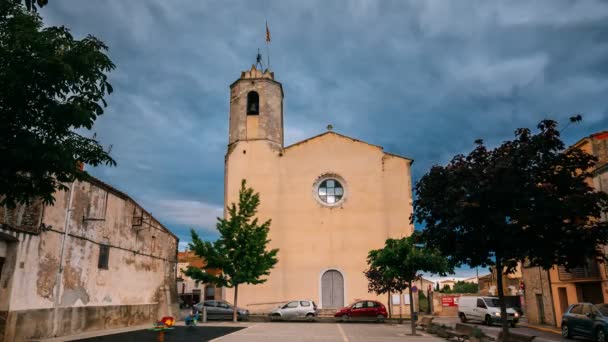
270;300;318;321
195;300;250;320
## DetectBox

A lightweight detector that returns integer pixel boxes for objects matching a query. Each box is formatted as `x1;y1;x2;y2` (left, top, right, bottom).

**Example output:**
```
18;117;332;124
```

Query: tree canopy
185;180;279;322
364;256;408;318
414;119;608;334
14;0;48;12
367;234;450;334
446;281;479;294
1;1;115;207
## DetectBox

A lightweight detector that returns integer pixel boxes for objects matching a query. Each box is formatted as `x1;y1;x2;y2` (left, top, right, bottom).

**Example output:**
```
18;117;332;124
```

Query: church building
223;64;414;312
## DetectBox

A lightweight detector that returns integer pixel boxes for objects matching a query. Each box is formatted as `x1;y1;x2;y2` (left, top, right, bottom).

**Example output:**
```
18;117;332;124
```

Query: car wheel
597;328;606;342
485;315;493;326
561;323;572;339
306;313;315;322
376;314;385;323
459;313;467;323
510;321;517;328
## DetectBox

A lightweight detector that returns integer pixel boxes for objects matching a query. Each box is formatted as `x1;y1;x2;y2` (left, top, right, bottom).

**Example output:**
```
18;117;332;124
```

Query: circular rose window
317;178;344;205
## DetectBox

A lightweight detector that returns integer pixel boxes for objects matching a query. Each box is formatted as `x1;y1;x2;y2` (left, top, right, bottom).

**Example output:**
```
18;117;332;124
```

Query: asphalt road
74;326;245;342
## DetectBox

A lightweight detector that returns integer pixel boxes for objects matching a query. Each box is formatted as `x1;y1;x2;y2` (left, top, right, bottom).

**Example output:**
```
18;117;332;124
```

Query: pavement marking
336;324;349;342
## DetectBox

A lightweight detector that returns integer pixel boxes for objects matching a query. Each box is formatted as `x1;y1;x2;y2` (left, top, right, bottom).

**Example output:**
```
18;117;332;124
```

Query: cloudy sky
42;1;608;277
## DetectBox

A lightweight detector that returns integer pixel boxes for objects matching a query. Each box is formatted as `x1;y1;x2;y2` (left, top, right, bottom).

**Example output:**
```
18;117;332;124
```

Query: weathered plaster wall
521;266;557;326
224;133;413;312
0;179;178;341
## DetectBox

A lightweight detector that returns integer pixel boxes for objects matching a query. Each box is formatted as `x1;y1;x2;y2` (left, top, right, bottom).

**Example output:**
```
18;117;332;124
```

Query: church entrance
321;270;344;308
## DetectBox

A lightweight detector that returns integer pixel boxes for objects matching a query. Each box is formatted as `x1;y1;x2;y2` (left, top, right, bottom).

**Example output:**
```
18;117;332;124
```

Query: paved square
208;322;444;342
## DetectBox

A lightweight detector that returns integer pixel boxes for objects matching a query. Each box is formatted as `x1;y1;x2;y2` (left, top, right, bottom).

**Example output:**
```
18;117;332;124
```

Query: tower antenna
255;48;264;70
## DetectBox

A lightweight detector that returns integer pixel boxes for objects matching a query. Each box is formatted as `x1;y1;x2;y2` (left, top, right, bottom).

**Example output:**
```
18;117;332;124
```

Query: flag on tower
266;22;271;43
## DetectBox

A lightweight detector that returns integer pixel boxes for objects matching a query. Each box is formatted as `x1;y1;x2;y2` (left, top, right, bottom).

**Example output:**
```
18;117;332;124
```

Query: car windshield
483;298;500;308
595;304;608;316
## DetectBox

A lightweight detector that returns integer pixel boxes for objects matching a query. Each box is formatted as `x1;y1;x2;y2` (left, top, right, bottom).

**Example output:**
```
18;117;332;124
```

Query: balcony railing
558;259;600;280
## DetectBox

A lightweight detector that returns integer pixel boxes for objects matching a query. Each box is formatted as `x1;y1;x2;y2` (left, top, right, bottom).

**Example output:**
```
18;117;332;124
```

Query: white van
457;296;519;327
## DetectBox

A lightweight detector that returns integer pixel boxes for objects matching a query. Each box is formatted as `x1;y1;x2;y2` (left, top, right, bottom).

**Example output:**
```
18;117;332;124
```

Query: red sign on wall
441;295;459;307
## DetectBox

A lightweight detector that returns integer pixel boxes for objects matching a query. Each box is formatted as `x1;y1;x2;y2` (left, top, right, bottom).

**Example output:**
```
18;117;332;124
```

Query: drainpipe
546;270;557;327
52;181;75;336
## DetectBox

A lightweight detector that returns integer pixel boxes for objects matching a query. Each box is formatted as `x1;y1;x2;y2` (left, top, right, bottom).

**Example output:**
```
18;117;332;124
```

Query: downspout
52;181;76;336
546;269;557;327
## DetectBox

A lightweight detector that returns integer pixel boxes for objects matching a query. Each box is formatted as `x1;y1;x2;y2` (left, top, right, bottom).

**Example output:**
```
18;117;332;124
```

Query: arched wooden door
321;270;344;308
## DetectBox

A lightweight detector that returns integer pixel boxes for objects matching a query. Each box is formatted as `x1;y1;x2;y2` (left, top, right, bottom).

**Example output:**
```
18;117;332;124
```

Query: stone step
317;308;338;317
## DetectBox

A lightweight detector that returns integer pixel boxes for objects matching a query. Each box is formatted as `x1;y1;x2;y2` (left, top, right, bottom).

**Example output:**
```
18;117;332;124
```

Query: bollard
202;306;207;323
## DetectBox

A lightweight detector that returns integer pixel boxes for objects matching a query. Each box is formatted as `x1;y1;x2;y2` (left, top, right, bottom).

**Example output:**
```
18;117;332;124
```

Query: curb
520;323;561;335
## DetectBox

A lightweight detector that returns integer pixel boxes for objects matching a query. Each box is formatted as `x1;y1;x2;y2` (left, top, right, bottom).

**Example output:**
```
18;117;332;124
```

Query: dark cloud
40;1;608;247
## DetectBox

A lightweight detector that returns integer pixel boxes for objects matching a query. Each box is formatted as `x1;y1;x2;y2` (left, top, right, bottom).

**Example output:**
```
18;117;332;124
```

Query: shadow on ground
75;326;245;342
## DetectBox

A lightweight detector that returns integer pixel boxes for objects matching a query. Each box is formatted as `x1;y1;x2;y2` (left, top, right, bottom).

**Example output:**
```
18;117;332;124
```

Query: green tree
452;281;478;294
440;284;452;293
14;0;48;12
367;234;450;335
364;258;408;318
185;180;279;322
1;1;115;208
414;120;608;336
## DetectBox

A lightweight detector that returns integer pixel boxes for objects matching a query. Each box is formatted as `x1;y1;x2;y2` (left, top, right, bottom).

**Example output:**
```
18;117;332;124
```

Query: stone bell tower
228;65;284;148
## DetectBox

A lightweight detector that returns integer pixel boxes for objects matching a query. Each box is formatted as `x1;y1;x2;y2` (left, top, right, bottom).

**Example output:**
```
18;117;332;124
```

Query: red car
334;300;388;322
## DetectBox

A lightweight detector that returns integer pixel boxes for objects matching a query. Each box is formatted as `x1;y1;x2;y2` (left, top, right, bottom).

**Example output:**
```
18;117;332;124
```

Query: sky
41;1;608;279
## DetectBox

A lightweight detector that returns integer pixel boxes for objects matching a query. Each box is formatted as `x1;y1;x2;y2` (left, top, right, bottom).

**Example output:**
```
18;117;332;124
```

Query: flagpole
266;42;270;70
266;21;271;70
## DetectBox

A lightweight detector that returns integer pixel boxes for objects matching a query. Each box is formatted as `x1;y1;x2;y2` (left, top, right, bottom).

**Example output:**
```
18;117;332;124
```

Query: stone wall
0;198;44;234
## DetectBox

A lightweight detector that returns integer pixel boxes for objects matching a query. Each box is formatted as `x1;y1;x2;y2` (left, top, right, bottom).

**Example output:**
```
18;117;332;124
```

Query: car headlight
494;312;501;317
514;312;519;318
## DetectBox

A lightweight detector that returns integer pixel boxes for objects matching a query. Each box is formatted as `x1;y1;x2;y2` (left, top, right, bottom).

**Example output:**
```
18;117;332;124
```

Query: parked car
269;300;318;321
458;296;519;327
562;303;608;342
334;300;388;322
194;300;250;320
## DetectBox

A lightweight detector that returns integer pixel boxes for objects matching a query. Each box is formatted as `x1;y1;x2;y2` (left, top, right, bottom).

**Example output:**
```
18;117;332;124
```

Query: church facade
223;65;414;313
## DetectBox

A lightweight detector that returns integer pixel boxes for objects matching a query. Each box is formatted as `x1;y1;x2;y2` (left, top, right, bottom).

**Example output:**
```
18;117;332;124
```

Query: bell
249;103;258;113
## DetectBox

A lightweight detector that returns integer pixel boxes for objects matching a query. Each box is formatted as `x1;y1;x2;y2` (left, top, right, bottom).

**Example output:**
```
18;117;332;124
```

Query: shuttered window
98;245;110;269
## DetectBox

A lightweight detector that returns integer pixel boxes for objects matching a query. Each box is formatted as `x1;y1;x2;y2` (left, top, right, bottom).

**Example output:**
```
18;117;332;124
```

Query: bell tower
228;65;284;148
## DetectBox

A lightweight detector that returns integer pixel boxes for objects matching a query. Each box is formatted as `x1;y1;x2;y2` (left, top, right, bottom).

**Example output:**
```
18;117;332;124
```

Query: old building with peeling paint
0;177;178;341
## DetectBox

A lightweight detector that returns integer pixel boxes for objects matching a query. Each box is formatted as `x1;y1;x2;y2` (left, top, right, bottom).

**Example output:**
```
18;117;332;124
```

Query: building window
98;244;109;269
246;91;259;115
205;286;215;300
317;178;344;205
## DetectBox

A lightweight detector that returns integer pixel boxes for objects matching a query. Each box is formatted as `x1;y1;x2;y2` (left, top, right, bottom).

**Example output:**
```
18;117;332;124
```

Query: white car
269;300;318;321
458;296;519;327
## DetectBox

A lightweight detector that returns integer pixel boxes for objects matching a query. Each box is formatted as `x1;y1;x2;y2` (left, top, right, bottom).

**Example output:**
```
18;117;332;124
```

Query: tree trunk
388;292;392;318
495;258;509;338
408;284;416;335
233;284;239;323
